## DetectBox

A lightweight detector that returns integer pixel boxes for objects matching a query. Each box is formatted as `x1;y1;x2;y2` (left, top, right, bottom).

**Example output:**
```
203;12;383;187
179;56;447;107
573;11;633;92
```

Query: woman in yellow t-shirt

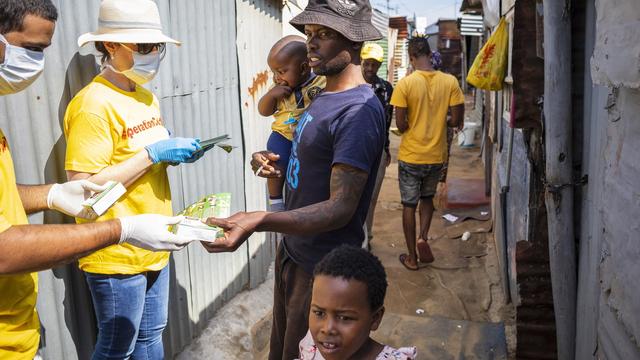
63;1;202;358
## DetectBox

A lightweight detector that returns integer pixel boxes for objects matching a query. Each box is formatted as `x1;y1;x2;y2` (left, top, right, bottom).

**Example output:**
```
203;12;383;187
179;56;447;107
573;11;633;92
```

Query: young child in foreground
297;246;417;360
258;35;325;211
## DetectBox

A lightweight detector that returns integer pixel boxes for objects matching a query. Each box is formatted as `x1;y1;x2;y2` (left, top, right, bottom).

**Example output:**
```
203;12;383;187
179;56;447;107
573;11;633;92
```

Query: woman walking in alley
63;1;202;358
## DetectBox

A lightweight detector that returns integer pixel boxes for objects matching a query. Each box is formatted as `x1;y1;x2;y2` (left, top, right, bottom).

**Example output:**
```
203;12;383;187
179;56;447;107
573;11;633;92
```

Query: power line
396;0;411;11
373;1;398;15
382;0;459;17
430;2;456;12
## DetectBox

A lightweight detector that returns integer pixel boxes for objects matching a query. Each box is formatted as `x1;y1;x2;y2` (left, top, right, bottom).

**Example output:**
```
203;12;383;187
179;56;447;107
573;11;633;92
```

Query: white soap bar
82;181;126;216
174;217;222;242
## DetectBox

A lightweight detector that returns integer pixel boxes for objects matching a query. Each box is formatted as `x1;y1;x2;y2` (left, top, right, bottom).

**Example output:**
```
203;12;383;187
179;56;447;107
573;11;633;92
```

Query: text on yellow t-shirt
64;75;172;275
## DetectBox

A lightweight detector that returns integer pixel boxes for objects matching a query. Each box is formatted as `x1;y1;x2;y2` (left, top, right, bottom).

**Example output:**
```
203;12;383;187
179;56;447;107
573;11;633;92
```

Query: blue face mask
107;44;161;85
0;34;45;95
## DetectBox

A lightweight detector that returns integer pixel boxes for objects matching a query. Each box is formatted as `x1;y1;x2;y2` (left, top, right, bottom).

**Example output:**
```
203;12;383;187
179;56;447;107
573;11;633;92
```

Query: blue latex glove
184;148;205;163
145;137;202;164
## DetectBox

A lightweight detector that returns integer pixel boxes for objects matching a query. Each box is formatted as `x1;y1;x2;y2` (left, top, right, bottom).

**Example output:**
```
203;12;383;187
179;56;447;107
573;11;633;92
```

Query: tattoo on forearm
284;164;368;233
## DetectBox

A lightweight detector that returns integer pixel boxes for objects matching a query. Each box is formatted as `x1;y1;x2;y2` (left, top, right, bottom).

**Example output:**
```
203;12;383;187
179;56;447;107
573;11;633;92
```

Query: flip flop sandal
417;240;435;263
399;253;419;271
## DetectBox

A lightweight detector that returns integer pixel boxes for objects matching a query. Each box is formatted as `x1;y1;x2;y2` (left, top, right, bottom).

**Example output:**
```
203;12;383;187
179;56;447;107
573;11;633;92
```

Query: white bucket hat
78;0;180;55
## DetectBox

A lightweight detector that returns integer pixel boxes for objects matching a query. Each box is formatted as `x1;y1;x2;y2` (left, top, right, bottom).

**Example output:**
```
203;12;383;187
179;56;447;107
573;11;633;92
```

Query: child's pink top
297;330;417;360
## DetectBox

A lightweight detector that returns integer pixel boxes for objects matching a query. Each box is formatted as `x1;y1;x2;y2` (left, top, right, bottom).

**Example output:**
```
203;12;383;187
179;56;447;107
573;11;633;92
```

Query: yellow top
64;75;172;275
390;70;465;164
271;74;326;140
0;129;39;360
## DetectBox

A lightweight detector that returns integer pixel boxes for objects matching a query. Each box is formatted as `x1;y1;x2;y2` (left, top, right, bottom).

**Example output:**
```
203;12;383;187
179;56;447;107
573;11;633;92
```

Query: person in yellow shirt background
63;1;204;359
390;36;465;271
0;1;195;358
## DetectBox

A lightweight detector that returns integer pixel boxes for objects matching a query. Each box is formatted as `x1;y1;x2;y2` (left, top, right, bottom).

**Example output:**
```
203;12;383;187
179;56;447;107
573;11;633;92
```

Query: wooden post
543;1;577;359
461;36;468;93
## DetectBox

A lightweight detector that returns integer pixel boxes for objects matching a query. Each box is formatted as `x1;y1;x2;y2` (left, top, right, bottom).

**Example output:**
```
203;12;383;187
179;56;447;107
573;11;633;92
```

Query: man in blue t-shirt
202;1;385;358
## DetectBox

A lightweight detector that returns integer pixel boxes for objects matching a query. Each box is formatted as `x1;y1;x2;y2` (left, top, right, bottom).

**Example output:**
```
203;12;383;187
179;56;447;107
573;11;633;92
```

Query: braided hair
408;35;432;59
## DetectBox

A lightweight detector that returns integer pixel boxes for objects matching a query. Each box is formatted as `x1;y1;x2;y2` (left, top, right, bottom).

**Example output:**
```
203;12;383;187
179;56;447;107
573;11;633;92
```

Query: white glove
47;180;108;220
119;215;192;251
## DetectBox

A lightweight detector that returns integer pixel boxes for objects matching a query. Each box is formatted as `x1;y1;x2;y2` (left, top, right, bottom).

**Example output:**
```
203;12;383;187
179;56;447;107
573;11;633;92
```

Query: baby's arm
258;85;292;116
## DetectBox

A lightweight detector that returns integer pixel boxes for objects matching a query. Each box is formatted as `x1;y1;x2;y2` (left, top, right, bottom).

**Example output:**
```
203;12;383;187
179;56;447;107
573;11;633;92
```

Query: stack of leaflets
82;181;126;216
172;193;231;242
198;134;235;155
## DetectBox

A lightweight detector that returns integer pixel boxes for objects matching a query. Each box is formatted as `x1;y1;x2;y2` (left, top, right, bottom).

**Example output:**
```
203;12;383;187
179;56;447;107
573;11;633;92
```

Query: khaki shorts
398;161;443;207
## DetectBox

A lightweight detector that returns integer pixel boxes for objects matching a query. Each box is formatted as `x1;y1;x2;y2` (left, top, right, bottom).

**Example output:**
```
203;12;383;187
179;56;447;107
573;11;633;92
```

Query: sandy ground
366;132;515;359
176;267;274;360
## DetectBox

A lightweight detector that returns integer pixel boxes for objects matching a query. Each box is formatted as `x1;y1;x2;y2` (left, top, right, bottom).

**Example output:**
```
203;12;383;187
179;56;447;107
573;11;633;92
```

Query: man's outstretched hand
201;211;267;253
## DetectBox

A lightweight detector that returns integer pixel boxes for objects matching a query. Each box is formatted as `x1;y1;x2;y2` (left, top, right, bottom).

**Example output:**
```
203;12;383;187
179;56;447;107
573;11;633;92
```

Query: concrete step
374;312;507;360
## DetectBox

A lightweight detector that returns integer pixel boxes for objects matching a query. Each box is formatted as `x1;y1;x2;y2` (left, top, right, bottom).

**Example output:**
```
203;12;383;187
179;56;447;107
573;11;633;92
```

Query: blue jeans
398;161;443;207
85;265;170;360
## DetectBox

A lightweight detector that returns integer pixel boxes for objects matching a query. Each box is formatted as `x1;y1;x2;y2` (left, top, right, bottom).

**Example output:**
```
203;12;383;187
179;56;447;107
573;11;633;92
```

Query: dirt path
367;111;515;358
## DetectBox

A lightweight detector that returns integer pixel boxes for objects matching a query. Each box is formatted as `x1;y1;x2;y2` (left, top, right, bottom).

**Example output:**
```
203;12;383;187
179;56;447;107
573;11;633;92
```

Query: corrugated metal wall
495;122;531;303
0;0;279;358
371;9;389;36
370;9;390;80
283;0;308;36
576;0;640;358
235;0;281;289
374;38;389;79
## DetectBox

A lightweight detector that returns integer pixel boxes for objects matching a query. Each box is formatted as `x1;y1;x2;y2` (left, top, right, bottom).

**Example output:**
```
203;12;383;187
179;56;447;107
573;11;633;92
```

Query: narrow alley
349;94;513;359
177;95;514;359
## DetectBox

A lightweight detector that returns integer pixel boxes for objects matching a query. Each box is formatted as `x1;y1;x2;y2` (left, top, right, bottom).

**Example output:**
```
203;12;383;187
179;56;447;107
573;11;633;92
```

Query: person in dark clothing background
361;42;394;247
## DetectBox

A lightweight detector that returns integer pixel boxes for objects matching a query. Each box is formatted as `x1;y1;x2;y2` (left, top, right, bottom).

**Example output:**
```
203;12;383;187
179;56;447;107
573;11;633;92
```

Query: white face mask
107;44;161;85
0;34;45;95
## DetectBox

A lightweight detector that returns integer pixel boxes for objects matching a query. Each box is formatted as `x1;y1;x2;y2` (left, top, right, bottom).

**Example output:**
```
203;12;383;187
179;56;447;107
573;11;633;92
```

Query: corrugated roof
461;14;484;36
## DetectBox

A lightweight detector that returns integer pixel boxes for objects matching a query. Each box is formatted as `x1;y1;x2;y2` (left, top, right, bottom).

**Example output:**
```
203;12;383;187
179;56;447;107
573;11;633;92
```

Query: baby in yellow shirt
258;35;325;211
